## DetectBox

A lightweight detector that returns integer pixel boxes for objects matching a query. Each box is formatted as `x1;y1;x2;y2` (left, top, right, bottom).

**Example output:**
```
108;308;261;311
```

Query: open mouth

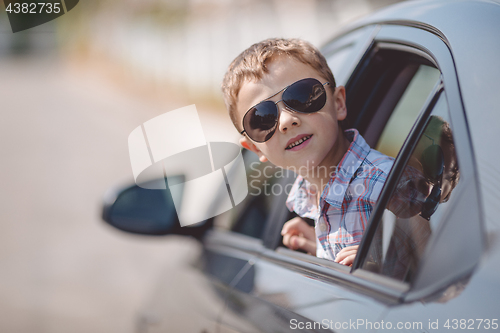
286;135;312;150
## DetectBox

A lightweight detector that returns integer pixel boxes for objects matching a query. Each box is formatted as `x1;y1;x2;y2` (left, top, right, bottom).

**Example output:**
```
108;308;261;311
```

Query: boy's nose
278;104;301;133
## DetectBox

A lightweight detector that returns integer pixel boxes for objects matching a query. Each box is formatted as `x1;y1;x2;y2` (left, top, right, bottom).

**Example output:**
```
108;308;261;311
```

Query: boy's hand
281;217;316;255
334;245;359;266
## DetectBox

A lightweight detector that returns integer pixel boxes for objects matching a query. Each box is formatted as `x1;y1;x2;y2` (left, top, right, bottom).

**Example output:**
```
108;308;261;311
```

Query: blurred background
0;0;402;332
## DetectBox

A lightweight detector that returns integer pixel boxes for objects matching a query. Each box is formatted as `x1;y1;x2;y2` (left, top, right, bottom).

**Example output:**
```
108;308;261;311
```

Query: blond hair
221;38;336;132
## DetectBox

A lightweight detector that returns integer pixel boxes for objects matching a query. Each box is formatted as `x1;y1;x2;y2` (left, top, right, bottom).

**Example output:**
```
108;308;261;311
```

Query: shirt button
319;223;327;233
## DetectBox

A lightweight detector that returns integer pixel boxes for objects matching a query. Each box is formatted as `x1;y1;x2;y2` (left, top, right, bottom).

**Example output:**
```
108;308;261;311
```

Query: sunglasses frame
240;78;330;143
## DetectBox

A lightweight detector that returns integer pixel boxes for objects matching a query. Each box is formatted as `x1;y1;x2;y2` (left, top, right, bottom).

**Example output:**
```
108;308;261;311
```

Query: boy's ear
239;136;269;163
333;86;347;121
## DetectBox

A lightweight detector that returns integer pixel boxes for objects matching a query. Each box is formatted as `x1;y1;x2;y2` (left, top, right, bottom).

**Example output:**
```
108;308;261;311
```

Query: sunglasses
240;78;330;143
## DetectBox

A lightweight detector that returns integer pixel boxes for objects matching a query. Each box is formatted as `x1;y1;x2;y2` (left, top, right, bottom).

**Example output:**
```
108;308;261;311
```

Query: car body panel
381;244;500;332
218;247;392;332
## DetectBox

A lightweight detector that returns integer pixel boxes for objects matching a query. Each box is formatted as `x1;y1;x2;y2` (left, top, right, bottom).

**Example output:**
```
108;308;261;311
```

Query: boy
222;38;393;266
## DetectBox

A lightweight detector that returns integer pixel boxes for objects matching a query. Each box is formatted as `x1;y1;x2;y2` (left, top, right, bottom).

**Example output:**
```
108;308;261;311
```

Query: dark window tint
213;151;284;239
346;45;439;154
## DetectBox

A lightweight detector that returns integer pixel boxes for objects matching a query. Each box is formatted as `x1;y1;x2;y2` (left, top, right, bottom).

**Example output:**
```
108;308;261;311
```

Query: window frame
344;41;438;145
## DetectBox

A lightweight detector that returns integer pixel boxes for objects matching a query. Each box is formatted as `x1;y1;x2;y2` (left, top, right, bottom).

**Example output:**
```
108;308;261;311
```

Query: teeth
287;135;311;149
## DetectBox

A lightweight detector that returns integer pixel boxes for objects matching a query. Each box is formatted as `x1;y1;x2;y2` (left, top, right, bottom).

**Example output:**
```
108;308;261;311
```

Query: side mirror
102;180;176;236
102;176;210;237
102;177;182;235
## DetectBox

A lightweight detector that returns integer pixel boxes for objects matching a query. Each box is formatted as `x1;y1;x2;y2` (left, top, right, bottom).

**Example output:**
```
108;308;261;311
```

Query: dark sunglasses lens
283;78;326;113
244;101;278;142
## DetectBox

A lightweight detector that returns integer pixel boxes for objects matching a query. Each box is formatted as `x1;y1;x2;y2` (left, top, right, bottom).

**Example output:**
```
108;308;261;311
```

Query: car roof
333;0;500;232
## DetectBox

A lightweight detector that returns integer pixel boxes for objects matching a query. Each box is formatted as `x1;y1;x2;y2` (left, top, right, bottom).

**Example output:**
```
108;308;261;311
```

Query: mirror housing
101;177;211;238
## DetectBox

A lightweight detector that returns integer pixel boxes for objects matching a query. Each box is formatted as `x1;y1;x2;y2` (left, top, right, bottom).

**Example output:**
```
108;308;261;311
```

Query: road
0;54;237;333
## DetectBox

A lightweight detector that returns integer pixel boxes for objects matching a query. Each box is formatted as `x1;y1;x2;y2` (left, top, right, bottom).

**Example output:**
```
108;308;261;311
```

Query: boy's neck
302;132;350;206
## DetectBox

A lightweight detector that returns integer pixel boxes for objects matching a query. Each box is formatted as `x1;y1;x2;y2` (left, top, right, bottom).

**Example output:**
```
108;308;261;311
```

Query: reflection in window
363;94;461;282
376;65;441;157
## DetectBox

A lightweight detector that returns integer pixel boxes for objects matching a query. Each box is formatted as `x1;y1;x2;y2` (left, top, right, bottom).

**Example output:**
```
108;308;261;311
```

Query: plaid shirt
286;129;394;260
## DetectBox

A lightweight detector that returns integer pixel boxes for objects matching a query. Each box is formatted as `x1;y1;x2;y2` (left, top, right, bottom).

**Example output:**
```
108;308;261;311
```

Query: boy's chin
258;155;269;163
282;159;325;174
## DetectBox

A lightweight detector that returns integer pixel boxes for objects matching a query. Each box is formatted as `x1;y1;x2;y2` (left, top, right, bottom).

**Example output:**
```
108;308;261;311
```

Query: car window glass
213;151;279;239
323;26;376;86
376;65;441;157
361;93;462;283
327;45;357;84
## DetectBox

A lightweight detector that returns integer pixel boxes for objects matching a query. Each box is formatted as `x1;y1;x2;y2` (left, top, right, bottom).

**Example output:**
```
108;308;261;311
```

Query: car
101;0;500;332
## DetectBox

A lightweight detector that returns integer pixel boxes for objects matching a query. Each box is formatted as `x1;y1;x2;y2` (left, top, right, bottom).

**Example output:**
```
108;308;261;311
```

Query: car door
197;151;296;333
215;23;483;333
350;24;483;333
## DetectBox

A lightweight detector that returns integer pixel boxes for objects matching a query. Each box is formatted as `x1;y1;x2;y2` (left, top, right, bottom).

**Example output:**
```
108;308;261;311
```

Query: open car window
273;44;443;256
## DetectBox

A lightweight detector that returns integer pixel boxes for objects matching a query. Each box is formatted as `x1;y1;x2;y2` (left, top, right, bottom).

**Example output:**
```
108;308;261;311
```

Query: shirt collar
286;129;371;214
322;128;371;206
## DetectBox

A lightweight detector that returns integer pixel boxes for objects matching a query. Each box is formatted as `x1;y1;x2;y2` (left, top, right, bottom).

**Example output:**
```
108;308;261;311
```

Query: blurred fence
61;0;402;105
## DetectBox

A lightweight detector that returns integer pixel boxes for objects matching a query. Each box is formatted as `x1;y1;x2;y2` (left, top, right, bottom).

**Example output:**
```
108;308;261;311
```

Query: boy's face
236;55;348;175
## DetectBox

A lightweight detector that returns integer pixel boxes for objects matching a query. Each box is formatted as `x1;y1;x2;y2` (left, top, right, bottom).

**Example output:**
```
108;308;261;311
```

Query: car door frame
350;23;484;302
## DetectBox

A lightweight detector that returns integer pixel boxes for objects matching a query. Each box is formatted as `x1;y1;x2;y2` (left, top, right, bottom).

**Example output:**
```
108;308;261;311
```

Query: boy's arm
281;217;316;255
281;217;359;266
334;245;359;267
